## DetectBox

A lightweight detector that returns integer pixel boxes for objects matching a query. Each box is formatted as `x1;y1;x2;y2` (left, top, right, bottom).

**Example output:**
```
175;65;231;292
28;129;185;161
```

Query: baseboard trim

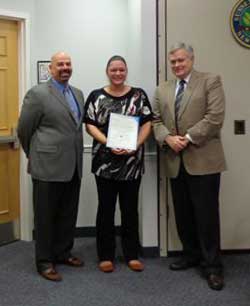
140;246;160;258
33;226;250;258
167;249;250;257
0;239;19;247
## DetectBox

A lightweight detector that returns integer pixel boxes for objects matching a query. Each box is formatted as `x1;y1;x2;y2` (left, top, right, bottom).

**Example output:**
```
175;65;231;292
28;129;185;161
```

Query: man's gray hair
169;42;194;58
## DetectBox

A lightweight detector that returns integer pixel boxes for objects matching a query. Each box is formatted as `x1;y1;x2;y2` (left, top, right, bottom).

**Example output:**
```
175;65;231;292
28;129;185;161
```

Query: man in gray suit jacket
18;52;84;281
153;43;226;290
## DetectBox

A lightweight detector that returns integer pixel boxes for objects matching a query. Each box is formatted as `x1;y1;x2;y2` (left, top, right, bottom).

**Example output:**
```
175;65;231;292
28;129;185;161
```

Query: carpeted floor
0;238;249;306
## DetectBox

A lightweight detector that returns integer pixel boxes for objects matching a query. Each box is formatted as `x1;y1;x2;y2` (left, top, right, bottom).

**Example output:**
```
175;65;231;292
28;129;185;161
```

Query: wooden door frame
0;9;32;241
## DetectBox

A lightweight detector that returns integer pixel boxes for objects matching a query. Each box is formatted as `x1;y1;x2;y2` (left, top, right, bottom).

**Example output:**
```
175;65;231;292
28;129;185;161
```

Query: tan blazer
153;70;226;178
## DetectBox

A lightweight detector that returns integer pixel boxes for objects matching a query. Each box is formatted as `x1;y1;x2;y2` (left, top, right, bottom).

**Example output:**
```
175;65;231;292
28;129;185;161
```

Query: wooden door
0;19;20;244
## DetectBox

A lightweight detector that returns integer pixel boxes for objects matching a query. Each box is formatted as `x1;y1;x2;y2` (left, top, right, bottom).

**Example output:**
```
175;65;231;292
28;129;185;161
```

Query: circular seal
230;0;250;48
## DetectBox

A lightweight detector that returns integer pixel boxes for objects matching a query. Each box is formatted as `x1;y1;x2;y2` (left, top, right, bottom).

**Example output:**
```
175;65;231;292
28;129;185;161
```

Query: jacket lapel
177;70;199;119
47;80;80;125
47;79;68;107
167;80;176;117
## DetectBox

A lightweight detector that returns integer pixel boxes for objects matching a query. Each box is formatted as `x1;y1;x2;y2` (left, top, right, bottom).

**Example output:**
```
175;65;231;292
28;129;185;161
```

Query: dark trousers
95;175;141;262
32;170;81;272
170;164;222;274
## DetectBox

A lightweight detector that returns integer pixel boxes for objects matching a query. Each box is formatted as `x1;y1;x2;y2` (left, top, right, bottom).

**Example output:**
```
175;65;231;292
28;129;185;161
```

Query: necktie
175;79;186;118
63;87;80;121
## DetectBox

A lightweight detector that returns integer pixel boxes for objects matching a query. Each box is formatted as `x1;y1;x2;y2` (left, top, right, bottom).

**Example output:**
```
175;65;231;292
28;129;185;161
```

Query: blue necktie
63;87;80;121
175;79;186;118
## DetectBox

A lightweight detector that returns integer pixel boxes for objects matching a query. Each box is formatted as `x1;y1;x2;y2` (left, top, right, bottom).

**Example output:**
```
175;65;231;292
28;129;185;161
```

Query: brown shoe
99;261;114;273
40;267;62;282
59;256;84;267
128;260;144;272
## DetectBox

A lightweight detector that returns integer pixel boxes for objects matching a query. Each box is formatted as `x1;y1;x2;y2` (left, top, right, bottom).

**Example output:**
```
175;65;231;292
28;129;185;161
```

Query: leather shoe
58;256;84;267
99;261;114;273
207;273;224;290
169;259;199;271
128;260;144;272
39;267;62;282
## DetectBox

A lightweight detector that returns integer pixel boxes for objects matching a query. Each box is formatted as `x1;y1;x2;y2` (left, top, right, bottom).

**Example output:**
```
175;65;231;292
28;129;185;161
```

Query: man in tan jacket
153;42;226;290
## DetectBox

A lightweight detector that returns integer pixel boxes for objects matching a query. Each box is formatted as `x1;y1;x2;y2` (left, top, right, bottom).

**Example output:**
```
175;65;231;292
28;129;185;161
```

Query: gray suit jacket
18;79;84;181
153;70;226;177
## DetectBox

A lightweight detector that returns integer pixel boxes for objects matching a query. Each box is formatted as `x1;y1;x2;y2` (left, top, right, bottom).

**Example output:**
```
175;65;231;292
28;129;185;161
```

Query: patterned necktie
63;87;80;121
175;79;186;118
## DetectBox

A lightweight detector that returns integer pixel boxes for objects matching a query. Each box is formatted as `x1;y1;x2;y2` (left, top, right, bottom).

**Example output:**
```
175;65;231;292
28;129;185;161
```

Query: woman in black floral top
84;55;152;273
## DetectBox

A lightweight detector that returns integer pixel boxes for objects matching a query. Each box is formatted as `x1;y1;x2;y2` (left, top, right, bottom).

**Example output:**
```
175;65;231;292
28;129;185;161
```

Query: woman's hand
111;148;136;155
86;124;107;145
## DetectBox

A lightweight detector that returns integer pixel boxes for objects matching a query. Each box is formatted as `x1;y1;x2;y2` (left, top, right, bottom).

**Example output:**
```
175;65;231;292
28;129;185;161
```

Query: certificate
106;113;139;150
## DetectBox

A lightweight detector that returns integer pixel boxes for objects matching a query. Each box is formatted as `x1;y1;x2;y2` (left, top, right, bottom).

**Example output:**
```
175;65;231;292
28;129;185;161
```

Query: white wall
76;0;158;250
127;0;141;86
137;0;158;247
33;0;128;96
0;0;158;246
0;0;34;15
32;0;129;228
126;0;158;247
166;0;250;250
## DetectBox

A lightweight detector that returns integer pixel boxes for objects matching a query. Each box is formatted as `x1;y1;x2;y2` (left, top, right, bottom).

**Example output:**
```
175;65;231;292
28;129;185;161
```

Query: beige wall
166;0;250;250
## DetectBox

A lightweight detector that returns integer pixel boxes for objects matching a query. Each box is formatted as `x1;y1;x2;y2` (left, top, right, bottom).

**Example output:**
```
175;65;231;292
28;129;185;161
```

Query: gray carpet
0;238;249;306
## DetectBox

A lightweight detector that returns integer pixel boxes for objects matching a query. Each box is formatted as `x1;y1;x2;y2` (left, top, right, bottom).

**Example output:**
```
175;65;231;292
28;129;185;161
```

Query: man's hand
164;135;189;153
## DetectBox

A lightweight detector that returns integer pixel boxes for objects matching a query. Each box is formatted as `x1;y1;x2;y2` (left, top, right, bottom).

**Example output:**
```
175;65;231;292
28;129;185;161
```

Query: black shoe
207;273;224;290
169;259;199;271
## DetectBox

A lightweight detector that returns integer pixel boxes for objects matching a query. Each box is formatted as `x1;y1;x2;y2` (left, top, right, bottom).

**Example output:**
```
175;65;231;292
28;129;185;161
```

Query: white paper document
106;113;139;150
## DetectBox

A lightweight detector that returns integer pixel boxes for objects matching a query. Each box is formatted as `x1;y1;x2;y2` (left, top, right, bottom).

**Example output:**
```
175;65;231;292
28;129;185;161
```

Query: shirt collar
51;78;68;93
177;72;192;86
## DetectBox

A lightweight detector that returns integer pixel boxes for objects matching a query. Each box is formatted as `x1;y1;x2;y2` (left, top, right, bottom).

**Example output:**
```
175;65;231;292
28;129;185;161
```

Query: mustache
59;69;72;74
59;69;71;73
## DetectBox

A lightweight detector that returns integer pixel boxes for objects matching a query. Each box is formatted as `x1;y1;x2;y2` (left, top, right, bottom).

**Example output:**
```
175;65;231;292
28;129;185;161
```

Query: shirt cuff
185;133;194;143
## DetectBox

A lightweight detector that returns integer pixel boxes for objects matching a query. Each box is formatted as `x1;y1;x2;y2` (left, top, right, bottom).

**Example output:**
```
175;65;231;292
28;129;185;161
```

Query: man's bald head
49;51;72;84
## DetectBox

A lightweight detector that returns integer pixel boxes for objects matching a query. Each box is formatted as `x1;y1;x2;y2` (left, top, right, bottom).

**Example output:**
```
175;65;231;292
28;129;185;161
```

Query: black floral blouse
84;87;152;180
